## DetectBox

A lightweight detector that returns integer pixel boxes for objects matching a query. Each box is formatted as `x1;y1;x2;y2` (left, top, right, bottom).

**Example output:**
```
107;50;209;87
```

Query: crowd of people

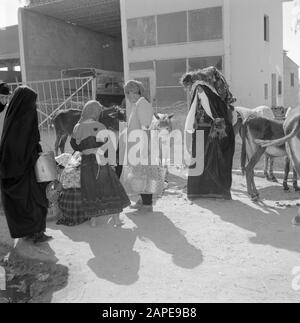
0;67;272;243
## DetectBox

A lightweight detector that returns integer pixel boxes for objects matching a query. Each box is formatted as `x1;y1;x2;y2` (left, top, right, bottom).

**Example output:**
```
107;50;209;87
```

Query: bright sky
0;0;300;68
283;1;300;67
0;0;24;28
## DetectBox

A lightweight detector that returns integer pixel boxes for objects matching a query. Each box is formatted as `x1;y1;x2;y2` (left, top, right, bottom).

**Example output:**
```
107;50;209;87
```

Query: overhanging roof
27;0;121;38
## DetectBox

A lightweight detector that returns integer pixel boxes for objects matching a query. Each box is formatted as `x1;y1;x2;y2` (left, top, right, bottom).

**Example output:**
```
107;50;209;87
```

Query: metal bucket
35;151;58;183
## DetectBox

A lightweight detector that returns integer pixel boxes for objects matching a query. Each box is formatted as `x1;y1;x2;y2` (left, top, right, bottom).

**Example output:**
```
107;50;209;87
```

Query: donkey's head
153;113;175;132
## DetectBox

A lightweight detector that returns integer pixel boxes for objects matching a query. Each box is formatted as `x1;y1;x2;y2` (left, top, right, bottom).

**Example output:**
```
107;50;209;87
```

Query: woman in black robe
181;68;235;200
0;86;51;243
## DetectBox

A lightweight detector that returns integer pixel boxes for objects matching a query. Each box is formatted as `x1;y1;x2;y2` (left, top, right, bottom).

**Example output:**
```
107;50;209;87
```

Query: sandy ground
1;170;300;303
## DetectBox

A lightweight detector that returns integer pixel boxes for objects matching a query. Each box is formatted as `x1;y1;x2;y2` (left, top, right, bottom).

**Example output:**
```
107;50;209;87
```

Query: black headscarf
0;86;41;179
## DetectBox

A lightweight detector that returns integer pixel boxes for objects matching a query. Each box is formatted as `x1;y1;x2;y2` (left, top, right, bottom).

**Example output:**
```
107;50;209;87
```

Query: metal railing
8;76;96;150
9;76;95;125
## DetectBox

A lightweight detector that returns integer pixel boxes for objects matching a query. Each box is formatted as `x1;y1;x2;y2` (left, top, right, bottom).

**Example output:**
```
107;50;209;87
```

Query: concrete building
18;0;291;108
121;0;291;108
283;50;300;108
0;25;21;83
19;0;123;82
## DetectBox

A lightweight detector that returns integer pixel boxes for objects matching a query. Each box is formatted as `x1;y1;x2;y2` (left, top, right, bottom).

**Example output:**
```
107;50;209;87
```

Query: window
13;65;21;72
127;16;156;48
156;87;186;107
156;58;186;107
189;7;223;42
264;84;268;100
156;59;186;87
0;67;8;71
188;56;223;72
291;73;295;87
129;61;154;71
157;11;187;44
278;80;282;95
264;15;270;42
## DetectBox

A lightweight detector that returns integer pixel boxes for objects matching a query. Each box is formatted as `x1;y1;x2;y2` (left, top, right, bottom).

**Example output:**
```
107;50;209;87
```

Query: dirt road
1;171;300;303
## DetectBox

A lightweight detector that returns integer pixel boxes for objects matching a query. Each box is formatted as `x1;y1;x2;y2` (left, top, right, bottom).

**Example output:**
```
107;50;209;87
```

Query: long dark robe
70;137;130;217
0;86;48;238
187;84;235;200
0;102;6;113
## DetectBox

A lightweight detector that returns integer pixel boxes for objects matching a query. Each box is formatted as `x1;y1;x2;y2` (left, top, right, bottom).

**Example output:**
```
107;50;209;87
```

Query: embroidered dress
69;101;130;217
71;135;130;217
57;188;88;226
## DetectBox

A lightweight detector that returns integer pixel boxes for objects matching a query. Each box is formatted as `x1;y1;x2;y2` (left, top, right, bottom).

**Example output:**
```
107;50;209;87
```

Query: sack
123;166;147;194
143;165;165;195
35;151;58;183
60;166;81;189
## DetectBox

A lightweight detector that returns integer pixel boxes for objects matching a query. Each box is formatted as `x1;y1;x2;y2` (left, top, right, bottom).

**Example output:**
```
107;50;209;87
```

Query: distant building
18;0;291;109
283;50;300;108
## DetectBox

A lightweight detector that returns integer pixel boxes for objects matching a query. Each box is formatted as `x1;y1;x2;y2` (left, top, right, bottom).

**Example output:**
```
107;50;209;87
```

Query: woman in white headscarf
69;100;130;227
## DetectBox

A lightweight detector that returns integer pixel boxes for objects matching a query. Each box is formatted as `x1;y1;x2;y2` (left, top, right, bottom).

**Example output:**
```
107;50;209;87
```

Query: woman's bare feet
112;214;124;228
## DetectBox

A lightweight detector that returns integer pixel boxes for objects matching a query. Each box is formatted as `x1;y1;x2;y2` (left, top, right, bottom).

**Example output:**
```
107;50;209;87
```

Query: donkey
237;112;290;201
233;106;278;182
234;106;299;193
52;106;126;156
151;113;175;184
255;105;300;223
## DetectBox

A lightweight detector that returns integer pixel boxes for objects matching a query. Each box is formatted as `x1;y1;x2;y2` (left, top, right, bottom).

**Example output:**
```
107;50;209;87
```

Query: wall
229;0;284;108
0;71;21;83
19;9;123;81
284;54;300;108
0;25;20;60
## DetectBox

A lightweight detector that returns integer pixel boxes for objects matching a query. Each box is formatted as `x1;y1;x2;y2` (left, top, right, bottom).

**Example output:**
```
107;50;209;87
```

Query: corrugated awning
27;0;121;38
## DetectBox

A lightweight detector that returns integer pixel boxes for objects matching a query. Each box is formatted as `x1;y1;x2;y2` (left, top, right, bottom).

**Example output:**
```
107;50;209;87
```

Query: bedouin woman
0;86;51;243
70;100;130;227
181;67;236;200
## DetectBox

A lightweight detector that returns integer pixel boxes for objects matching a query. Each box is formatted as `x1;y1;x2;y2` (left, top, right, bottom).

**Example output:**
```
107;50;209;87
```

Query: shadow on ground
51;210;203;286
169;172;300;254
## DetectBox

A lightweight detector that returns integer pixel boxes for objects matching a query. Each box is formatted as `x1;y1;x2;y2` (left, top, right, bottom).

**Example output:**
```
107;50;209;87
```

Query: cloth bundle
56;153;82;189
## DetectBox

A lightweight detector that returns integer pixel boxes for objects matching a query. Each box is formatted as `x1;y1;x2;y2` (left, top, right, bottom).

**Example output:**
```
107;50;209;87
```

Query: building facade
283;51;300;108
121;0;291;108
19;0;292;109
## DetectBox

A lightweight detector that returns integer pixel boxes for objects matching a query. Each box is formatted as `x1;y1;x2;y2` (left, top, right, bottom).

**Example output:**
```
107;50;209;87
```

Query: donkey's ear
168;113;175;119
154;113;160;120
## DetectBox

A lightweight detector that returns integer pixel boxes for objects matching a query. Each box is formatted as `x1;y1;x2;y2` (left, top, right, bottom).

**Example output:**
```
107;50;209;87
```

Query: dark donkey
52;105;126;156
255;105;300;224
233;107;299;197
